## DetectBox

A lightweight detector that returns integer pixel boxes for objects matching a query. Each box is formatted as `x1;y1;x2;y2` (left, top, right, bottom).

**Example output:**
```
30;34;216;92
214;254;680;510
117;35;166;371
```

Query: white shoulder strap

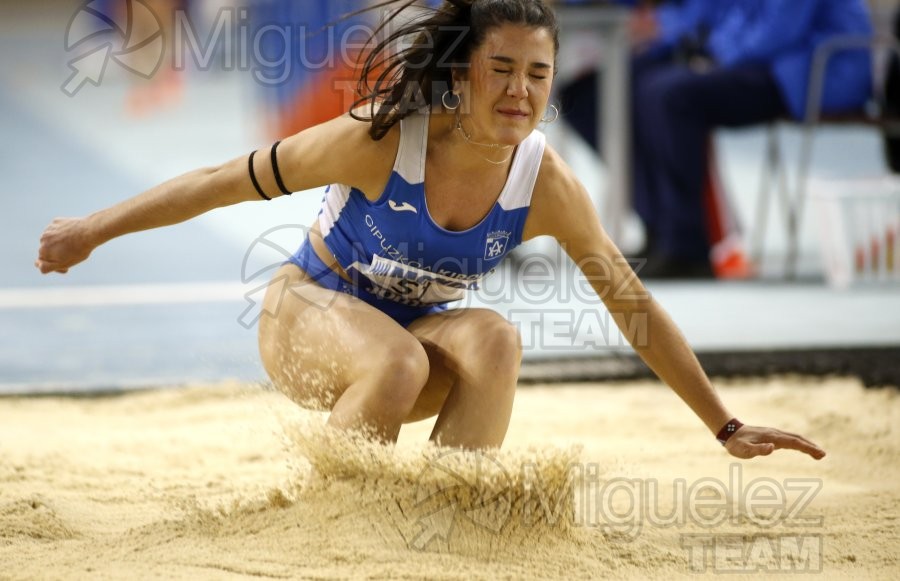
393;110;429;184
499;130;547;210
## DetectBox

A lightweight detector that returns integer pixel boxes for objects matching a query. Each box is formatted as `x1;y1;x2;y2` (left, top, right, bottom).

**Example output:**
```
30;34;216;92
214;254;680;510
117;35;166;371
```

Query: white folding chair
752;34;900;278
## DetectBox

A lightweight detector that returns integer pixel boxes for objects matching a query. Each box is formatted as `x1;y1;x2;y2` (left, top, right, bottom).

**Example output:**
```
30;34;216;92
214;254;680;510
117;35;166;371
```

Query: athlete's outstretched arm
524;148;826;460
36;114;387;275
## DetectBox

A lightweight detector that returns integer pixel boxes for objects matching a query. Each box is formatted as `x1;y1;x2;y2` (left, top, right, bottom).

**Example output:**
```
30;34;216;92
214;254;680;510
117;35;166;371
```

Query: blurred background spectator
559;0;874;279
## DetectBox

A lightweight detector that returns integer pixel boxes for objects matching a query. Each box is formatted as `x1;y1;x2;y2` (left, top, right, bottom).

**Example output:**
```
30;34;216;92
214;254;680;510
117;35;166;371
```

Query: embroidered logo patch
484;231;511;260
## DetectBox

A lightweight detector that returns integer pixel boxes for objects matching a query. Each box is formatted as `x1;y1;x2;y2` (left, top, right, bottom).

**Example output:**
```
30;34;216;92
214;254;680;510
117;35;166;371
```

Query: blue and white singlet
289;109;546;326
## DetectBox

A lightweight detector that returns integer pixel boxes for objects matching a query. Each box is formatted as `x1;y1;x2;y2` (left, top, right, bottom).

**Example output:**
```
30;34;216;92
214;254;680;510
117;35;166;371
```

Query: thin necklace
454;111;514;166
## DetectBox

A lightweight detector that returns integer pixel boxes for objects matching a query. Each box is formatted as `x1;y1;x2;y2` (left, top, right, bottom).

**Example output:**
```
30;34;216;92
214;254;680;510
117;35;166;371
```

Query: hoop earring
541;104;559;124
441;90;461;111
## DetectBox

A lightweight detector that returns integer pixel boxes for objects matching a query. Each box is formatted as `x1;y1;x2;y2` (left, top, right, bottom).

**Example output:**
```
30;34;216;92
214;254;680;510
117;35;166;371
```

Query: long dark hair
348;0;559;141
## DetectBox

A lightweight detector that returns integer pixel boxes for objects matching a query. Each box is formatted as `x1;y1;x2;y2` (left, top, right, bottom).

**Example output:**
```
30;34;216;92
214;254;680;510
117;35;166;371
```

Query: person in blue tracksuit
631;0;873;277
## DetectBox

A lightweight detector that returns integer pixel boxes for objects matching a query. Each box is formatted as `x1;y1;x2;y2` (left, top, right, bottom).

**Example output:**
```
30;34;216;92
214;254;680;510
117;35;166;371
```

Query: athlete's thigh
408;307;516;356
403;308;516;422
258;264;421;410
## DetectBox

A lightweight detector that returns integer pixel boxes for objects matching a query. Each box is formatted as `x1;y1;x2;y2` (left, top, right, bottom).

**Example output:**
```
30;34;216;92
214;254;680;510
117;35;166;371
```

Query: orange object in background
703;141;755;280
280;58;363;135
122;0;185;118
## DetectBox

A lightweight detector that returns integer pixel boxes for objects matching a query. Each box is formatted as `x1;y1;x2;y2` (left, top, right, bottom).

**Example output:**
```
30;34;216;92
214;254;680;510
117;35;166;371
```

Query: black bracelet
248;150;271;201
270;140;293;196
716;418;744;445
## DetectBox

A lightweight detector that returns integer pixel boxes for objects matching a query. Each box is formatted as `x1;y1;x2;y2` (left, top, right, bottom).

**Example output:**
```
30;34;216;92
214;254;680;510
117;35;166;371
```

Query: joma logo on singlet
388;200;418;214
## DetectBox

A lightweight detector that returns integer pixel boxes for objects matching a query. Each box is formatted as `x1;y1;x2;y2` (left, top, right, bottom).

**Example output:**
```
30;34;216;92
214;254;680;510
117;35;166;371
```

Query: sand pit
1;377;898;579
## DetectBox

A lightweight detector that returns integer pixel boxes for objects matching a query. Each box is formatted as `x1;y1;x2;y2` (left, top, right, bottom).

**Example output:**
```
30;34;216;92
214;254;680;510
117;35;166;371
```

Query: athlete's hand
35;217;97;274
724;425;826;460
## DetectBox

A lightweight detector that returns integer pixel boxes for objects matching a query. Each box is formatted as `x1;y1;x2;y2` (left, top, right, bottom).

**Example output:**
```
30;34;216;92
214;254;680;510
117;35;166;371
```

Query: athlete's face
455;23;555;146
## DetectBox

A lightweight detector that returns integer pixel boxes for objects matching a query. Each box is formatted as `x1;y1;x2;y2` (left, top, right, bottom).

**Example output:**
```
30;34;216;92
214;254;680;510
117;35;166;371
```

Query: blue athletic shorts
287;238;447;328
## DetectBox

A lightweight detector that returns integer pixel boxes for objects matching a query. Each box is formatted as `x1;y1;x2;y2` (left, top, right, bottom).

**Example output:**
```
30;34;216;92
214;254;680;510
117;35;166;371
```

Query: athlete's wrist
715;418;744;446
82;211;111;247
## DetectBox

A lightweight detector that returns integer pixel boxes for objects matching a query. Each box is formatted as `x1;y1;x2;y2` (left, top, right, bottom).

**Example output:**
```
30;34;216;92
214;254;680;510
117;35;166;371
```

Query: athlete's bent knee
467;315;522;373
366;341;431;413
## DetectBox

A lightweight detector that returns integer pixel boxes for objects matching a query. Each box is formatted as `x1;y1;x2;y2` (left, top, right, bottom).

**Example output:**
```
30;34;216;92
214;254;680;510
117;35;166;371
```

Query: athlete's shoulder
323;109;401;158
522;143;594;241
276;110;401;196
533;143;581;201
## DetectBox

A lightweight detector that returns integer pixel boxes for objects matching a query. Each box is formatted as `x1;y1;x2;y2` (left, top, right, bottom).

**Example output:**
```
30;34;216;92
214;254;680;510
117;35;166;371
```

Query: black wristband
270;140;292;196
248;150;271;201
716;418;744;445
